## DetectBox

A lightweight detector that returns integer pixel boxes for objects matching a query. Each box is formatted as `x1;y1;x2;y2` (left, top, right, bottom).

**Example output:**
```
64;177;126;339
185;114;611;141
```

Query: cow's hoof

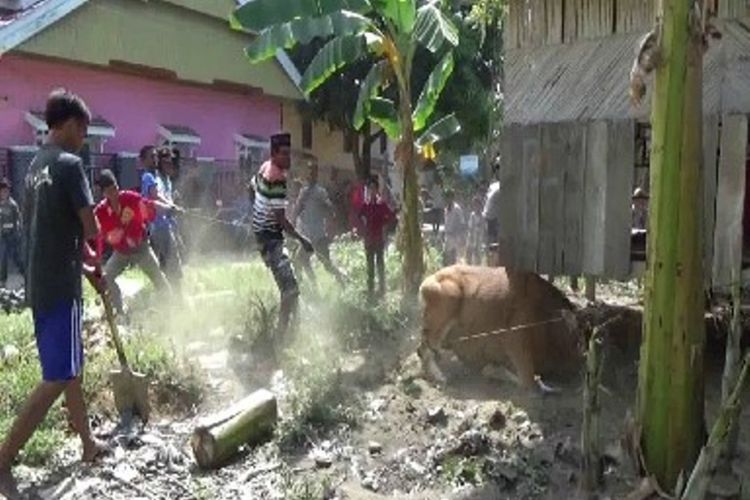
535;376;561;395
422;365;448;387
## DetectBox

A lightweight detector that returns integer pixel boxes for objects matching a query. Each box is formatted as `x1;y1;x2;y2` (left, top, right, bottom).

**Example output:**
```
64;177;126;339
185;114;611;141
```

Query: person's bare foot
81;438;110;463
0;468;20;500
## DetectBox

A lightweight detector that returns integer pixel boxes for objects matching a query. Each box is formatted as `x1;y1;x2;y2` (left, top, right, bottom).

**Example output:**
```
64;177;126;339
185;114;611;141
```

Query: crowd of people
0;88;511;497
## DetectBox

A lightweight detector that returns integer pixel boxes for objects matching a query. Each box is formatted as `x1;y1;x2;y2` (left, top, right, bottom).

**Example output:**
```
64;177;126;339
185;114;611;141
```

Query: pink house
0;0;303;175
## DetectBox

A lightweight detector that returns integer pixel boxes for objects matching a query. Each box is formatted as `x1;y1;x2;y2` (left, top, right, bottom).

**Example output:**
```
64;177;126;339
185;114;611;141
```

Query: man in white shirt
483;163;502;266
293;163;345;287
443;190;466;266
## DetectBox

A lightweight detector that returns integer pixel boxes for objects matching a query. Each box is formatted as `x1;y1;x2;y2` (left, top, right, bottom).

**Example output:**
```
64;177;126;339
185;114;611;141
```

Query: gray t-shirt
24;144;94;311
295;183;332;242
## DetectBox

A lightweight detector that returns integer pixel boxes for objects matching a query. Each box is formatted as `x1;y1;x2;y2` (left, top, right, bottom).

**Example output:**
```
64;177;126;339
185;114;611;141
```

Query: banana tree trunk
398;100;424;297
637;0;706;491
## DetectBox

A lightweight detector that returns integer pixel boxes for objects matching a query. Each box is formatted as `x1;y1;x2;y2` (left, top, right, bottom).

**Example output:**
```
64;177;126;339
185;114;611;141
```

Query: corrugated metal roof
505;19;750;125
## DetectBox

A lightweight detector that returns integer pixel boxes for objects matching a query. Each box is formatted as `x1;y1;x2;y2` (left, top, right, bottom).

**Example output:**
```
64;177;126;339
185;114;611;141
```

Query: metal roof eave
0;0;90;56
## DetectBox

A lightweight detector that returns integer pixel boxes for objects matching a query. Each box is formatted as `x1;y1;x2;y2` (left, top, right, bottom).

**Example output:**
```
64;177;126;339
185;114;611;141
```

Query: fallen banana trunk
191;389;278;469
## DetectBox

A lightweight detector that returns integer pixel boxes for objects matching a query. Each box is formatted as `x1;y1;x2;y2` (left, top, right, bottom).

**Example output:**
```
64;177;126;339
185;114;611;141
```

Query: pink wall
0;55;281;158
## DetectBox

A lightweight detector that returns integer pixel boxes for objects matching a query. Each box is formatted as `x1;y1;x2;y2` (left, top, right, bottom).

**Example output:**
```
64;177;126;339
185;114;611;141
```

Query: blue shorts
33;299;84;382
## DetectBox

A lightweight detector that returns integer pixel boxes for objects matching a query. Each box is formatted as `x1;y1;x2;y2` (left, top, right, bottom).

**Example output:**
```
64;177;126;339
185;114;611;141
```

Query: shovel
101;292;151;423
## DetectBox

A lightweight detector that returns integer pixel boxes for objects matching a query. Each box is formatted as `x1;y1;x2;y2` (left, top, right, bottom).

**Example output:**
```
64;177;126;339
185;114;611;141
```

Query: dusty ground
6;276;750;500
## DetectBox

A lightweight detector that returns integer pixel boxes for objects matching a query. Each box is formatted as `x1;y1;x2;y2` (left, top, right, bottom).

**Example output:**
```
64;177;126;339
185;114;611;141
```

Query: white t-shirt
482;181;501;221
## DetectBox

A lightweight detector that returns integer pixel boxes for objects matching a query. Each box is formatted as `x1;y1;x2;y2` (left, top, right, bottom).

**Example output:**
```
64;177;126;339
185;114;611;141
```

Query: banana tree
231;0;461;295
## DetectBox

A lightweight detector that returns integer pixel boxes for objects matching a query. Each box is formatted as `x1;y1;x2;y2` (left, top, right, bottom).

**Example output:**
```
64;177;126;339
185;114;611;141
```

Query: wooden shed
499;0;750;288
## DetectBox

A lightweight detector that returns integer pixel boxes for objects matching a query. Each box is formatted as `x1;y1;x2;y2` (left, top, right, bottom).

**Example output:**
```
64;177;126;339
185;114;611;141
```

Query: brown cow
418;265;581;393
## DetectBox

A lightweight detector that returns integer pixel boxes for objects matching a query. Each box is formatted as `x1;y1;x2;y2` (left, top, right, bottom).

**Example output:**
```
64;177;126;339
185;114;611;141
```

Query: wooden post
637;0;706;490
720;272;743;464
681;355;750;500
191;389;278;469
581;326;605;496
585;276;596;302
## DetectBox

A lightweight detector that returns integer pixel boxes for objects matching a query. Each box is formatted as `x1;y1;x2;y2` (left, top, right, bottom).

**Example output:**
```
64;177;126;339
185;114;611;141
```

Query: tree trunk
361;121;372;180
398;105;424;297
637;0;706;491
191;389;277;469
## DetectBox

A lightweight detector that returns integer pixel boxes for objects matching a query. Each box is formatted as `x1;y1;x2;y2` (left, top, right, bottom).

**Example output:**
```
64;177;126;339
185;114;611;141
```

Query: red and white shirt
94;190;157;254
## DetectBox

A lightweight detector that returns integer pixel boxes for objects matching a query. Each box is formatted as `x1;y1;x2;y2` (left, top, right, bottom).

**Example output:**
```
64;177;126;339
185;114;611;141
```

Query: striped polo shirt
252;160;288;236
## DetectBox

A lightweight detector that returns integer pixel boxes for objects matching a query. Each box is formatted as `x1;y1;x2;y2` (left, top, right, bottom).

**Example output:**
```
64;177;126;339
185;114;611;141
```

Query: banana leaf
369;97;401;139
353;60;389;130
415;113;460;147
300;34;373;95
412;51;453;131
231;0;372;33
413;2;459;53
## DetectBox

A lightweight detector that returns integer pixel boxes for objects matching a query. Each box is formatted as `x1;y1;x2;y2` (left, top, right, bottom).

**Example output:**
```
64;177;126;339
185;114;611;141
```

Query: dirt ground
9;279;750;500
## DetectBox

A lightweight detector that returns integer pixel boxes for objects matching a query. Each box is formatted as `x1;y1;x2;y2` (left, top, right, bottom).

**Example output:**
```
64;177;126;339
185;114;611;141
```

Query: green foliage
230;0;372;33
413;1;460;53
369;97;402;139
375;0;417;34
353;60;389;130
244;11;374;63
301;34;373;95
412;51;454;131
440;456;484;487
416;113;460;147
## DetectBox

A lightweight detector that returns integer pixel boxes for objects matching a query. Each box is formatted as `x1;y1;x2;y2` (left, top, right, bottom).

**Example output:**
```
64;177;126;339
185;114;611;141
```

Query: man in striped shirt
251;132;313;346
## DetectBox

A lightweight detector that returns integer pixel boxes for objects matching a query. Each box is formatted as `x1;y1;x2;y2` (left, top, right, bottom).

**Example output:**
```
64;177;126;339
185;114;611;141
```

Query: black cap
270;132;291;149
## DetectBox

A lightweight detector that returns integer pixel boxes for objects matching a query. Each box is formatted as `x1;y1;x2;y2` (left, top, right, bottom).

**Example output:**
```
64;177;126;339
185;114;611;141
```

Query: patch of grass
0;295;205;465
440;456;485;487
283;474;334;500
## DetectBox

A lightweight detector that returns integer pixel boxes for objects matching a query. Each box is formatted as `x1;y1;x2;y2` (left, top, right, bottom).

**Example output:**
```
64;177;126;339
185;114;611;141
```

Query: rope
180;210;252;230
454;314;568;343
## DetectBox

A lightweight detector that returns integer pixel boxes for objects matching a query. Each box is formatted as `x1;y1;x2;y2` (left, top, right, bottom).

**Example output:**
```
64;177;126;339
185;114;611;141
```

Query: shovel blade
110;368;150;423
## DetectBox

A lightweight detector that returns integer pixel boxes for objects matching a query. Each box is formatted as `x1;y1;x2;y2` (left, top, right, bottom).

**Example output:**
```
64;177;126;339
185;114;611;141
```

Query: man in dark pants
251;132;313;348
359;176;395;301
0;178;24;288
0;89;107;499
292;162;346;288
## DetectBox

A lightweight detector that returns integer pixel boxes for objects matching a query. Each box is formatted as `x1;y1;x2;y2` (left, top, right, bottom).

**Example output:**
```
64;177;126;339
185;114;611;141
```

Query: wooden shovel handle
101;292;130;370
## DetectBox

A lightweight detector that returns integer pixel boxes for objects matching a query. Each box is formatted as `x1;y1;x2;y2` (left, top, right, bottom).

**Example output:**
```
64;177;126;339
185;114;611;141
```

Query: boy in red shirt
95;170;173;315
358;175;396;300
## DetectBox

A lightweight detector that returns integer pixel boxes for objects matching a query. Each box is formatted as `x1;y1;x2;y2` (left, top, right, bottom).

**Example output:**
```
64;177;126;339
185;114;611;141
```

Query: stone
113;462;140;483
488;408;507;430
1;344;20;364
361;471;380;492
368;441;383;455
313;451;334;469
426;406;447;425
453;430;491;457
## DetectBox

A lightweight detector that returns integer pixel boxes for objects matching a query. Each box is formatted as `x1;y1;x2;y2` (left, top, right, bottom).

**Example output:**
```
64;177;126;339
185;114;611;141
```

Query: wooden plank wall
563;125;586;275
501;119;635;279
520;126;542;270
615;0;655;33
712;114;748;289
582;121;608;276
498;125;523;267
702;115;720;287
718;0;750;18
509;0;660;50
604;120;635;279
538;124;567;273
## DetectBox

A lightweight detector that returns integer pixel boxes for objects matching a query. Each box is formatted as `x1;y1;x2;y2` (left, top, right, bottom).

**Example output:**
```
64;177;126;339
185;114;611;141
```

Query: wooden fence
499;114;748;287
505;0;750;50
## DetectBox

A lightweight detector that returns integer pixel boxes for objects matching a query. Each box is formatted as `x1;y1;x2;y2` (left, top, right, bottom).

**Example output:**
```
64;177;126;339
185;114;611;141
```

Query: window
302;119;313;150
